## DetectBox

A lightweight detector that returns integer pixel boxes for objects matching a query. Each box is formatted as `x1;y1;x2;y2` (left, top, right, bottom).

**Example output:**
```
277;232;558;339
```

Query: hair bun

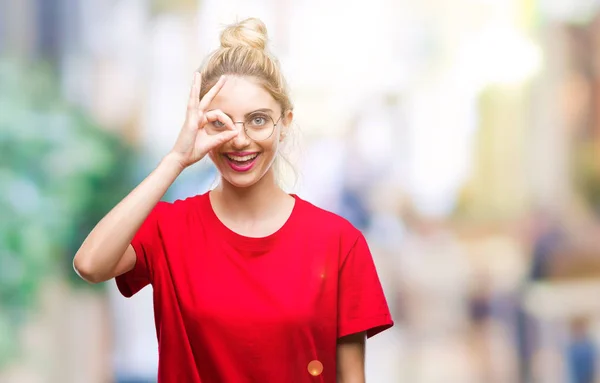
220;18;269;51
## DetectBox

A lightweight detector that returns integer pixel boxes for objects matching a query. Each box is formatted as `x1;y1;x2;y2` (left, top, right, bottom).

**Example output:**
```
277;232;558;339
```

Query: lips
225;153;259;162
223;152;260;172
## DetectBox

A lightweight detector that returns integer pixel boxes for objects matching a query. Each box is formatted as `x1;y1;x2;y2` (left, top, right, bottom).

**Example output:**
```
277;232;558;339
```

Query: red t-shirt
116;192;393;382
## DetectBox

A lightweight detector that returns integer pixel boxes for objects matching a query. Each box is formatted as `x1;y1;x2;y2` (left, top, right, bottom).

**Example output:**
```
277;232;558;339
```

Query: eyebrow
207;108;277;121
244;108;274;117
209;108;274;118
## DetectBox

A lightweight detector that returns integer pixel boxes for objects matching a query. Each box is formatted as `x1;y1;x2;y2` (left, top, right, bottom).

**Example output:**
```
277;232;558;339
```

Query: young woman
74;17;393;383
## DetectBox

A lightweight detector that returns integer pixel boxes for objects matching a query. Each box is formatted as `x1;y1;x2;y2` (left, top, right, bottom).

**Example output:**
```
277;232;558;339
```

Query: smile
223;153;260;172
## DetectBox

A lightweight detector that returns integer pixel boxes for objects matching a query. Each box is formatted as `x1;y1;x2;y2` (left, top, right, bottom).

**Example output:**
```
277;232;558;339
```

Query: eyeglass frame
229;113;284;142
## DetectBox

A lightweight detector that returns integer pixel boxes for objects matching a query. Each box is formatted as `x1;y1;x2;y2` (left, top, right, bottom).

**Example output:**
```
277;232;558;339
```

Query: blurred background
4;0;600;382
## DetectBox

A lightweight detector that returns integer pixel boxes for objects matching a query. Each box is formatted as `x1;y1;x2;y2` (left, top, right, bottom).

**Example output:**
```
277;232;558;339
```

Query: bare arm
337;332;366;383
73;73;237;284
73;155;183;283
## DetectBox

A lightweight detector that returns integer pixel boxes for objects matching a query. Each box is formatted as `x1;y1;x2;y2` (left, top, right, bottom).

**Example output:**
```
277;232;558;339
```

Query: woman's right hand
169;73;238;169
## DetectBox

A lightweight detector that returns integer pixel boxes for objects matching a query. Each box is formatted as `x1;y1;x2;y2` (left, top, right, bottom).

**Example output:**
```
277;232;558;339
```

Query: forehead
208;76;278;116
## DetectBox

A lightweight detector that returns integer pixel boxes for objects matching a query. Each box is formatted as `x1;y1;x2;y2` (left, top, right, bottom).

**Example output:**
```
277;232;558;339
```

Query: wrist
161;152;186;175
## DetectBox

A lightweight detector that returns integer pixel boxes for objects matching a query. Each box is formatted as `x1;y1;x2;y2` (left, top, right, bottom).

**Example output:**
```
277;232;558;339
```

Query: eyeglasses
206;112;283;142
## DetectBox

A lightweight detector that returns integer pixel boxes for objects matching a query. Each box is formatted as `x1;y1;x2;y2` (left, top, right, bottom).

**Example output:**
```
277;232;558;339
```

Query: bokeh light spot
307;360;323;376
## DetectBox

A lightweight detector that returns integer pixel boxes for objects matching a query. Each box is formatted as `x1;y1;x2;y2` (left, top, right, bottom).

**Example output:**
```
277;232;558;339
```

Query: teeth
226;154;258;162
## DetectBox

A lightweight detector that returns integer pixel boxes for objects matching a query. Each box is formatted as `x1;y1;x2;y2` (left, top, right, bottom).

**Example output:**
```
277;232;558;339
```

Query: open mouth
223;153;260;172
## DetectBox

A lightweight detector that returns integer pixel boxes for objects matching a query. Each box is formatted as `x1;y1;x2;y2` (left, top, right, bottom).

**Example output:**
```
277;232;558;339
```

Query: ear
279;110;294;142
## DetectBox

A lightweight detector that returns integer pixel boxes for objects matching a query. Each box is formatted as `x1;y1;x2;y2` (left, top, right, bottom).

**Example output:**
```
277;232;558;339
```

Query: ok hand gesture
169;73;238;169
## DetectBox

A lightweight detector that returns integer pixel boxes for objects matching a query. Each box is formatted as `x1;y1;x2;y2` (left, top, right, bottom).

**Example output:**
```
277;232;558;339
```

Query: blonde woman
74;18;393;382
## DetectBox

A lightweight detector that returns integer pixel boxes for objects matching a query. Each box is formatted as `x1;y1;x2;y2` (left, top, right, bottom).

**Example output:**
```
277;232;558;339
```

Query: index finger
205;109;238;132
199;75;227;111
187;72;201;109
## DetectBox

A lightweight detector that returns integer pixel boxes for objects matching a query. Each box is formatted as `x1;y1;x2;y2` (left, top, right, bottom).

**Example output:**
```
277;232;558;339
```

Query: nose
231;122;251;147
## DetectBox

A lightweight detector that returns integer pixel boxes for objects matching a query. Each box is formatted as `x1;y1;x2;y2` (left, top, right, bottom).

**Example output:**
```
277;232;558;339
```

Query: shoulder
153;193;206;220
294;195;363;244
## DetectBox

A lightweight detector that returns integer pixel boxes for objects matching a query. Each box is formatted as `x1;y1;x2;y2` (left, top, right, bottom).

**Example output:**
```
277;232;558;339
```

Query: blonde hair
199;18;298;190
198;18;293;115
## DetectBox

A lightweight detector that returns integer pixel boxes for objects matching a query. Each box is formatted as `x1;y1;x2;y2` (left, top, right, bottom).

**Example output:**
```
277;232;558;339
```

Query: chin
218;162;271;190
221;172;263;189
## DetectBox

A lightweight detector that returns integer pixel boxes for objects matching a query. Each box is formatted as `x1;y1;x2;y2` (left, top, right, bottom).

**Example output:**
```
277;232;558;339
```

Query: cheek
260;141;279;159
208;151;216;162
266;131;282;153
208;149;223;166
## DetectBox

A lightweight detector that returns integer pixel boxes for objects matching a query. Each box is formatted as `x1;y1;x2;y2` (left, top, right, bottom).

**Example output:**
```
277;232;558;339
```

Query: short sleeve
338;233;394;339
115;202;168;298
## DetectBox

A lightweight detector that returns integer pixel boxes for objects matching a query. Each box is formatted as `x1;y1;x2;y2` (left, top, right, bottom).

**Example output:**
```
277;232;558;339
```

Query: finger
207;130;239;147
187;72;201;109
199;75;227;111
204;109;237;131
199;129;238;154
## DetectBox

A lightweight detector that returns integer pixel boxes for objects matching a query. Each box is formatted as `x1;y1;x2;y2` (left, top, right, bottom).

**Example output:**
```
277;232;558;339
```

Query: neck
211;169;287;220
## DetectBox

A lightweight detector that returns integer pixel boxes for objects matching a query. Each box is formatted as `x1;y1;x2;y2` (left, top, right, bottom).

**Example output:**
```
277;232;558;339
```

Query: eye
248;115;268;127
210;120;226;129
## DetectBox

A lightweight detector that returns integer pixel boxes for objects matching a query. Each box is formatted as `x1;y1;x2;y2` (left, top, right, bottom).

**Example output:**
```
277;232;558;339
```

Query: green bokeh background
0;59;136;366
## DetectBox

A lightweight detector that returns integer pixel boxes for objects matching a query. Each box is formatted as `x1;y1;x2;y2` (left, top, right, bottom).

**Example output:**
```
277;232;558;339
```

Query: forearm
337;370;365;383
337;375;365;383
73;154;183;282
337;332;366;383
